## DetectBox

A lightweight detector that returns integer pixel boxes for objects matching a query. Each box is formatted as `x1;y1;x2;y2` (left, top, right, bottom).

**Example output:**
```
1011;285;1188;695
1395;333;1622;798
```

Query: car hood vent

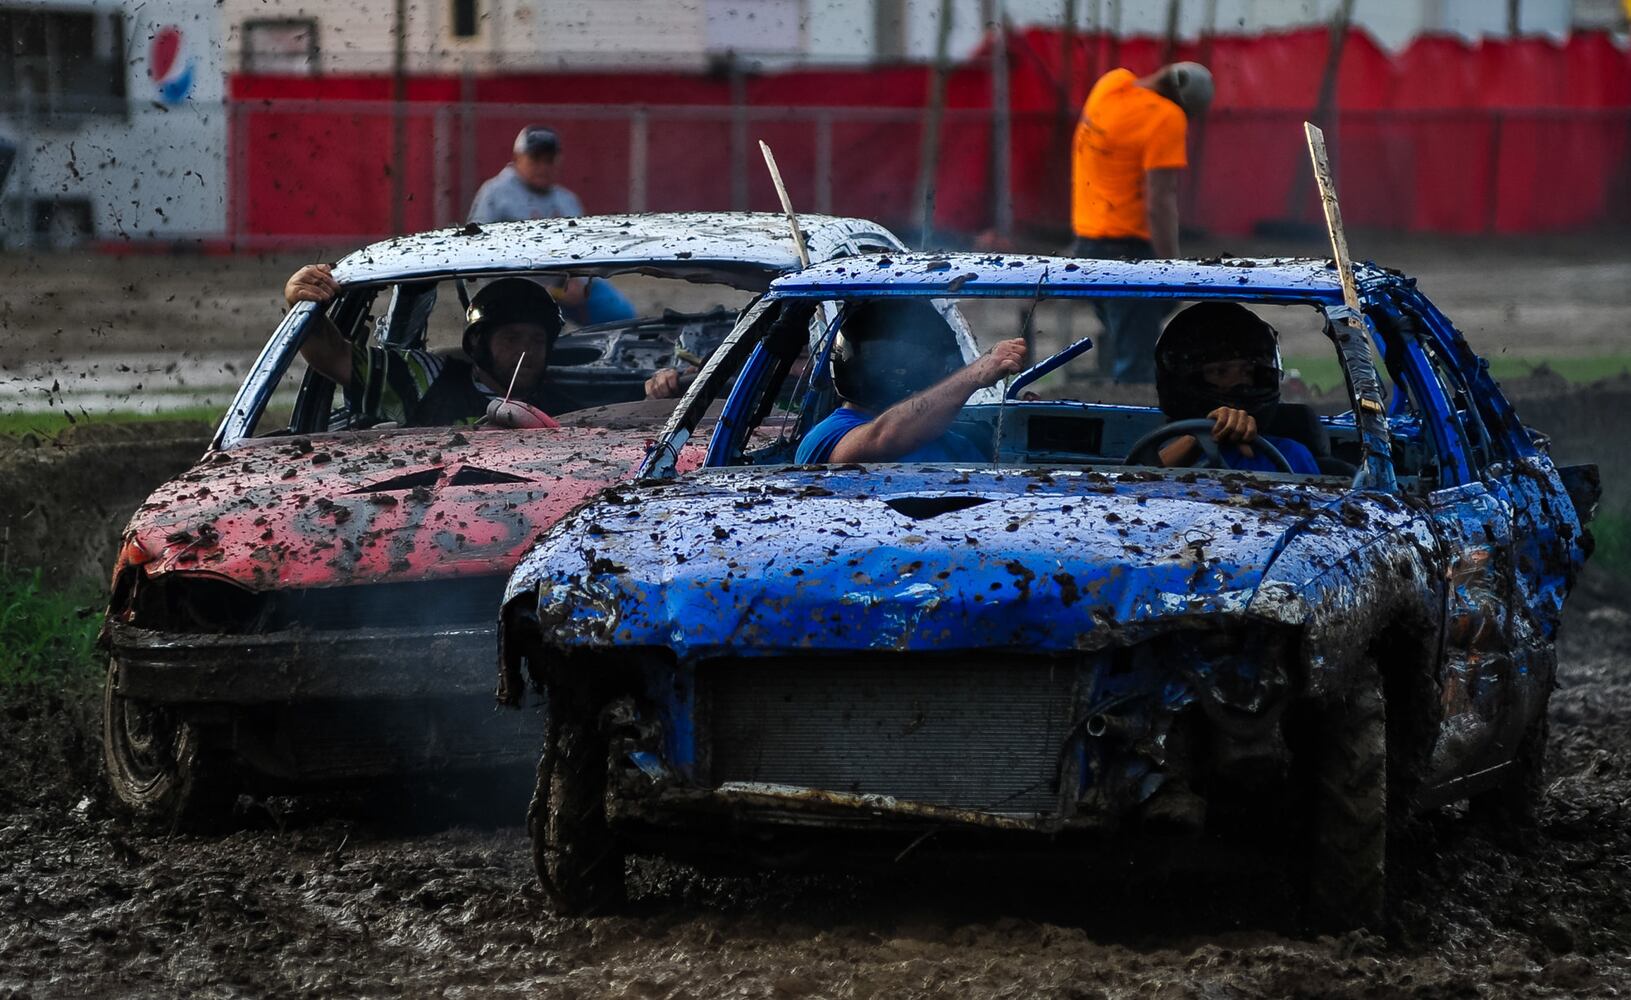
448;466;533;487
349;468;443;494
883;496;995;520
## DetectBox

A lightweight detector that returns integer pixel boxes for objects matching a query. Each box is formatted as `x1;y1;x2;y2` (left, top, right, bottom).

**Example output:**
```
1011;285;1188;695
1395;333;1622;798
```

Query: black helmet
829;299;962;412
461;278;565;367
1154;302;1283;420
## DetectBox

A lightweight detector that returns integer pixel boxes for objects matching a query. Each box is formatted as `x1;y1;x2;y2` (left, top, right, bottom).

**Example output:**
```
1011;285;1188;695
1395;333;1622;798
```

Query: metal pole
815;110;834;216
458;63;476;221
391;0;407;235
1161;0;1181;65
991;0;1013;238
729;52;748;211
1507;0;1521;35
629;108;649;213
915;0;953;247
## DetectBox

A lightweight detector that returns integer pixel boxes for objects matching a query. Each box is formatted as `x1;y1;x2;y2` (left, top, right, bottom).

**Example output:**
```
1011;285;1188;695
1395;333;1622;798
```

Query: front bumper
107;621;497;705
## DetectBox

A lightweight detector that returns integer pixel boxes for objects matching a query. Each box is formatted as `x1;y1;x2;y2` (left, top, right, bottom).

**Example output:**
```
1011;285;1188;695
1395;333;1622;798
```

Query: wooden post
390;0;407;235
991;0;1013;239
1275;0;1353;227
915;0;953;248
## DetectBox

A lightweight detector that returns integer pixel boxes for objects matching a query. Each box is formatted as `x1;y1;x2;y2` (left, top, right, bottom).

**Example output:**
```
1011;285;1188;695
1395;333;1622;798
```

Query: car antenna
502;351;526;405
994;266;1047;470
758;140;810;269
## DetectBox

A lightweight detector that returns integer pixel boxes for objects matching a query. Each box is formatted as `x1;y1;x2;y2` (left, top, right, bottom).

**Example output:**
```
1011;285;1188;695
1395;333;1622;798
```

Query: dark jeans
1070;236;1172;383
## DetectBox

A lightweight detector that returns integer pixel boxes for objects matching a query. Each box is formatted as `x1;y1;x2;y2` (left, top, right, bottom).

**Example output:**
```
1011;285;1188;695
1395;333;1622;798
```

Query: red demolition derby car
100;212;911;828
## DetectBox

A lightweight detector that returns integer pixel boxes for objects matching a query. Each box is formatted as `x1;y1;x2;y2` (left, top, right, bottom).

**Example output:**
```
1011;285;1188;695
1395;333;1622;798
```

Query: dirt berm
0;422;211;588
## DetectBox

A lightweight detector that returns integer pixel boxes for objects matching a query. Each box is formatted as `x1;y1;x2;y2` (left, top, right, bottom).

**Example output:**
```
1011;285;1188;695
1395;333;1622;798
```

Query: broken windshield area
235;271;754;440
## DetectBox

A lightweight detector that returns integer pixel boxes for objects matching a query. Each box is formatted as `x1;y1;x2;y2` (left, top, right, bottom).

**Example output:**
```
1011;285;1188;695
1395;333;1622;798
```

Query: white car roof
331;212;906;289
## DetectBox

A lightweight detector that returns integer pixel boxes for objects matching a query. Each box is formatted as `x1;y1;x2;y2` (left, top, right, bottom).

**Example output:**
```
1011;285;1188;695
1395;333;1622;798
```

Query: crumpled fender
1247;490;1442;699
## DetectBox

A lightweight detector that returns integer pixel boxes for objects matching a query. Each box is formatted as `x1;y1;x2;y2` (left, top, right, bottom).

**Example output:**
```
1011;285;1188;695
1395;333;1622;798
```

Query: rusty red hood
122;426;656;591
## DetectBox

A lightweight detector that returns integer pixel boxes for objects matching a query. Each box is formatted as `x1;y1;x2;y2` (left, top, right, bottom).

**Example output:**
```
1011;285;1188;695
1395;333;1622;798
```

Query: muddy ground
1;568;1627;999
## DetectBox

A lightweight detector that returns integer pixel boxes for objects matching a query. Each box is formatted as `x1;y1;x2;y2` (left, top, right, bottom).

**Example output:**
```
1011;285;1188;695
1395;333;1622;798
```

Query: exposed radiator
701;656;1083;815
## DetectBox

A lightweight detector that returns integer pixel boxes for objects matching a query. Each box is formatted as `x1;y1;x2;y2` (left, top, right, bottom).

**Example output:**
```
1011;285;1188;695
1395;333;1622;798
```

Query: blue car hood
511;466;1410;657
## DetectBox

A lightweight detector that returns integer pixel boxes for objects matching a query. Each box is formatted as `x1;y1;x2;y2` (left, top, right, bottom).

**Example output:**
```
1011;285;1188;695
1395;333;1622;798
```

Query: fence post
730;53;749;211
433;106;452;227
629;107;649;213
991;5;1013;238
390;0;408;236
231;99;247;248
815;110;833;216
459;65;476;222
1485;110;1505;235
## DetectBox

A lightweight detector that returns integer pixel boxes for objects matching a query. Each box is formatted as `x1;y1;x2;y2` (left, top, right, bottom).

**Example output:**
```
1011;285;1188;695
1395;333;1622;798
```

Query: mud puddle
4;581;1630;999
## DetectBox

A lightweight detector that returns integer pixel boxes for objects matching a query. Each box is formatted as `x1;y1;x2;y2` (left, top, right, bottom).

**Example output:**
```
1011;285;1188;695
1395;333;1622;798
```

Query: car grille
700;656;1083;815
264;576;507;631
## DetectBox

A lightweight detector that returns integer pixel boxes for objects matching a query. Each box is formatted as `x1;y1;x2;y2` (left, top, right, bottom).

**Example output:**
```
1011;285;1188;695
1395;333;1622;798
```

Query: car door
1392;309;1521;786
1406;294;1577;770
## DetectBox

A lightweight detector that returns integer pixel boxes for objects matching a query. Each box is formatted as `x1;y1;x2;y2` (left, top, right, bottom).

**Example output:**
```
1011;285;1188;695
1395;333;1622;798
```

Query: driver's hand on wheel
1157;407;1258;467
284;263;339;308
644;367;688;400
1207;406;1258;456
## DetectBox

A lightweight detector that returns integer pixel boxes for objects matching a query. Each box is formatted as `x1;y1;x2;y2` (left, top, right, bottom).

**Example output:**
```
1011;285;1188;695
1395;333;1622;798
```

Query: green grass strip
0;570;103;691
1283;354;1631;394
0;406;222;440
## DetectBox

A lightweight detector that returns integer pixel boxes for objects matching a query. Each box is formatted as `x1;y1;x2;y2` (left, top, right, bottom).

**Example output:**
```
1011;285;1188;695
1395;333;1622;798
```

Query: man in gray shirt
468;125;635;326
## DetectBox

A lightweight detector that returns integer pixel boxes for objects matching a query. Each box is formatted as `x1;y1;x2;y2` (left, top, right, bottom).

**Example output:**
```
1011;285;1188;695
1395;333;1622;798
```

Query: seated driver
287;264;643;427
795;299;1027;464
1152;302;1320;474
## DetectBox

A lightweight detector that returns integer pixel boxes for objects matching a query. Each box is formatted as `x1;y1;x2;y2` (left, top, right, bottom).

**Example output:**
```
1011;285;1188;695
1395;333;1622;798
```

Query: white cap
1168;62;1214;117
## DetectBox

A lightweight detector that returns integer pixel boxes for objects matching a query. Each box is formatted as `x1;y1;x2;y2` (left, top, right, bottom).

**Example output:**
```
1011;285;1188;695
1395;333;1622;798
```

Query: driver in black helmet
1152;301;1319;474
285;264;609;427
795;299;1027;464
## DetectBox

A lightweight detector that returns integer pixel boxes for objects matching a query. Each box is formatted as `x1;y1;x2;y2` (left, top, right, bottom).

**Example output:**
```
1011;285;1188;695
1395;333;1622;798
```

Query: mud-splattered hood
123;427;657;591
508;466;1419;657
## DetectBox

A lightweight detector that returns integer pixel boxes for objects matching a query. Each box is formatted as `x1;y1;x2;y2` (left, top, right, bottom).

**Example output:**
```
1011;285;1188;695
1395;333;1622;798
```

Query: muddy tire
1303;666;1388;932
1471;712;1550;831
102;660;238;833
529;716;625;914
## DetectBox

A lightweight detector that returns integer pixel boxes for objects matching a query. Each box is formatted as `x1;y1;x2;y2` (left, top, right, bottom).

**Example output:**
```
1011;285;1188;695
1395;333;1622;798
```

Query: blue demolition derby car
499;253;1597;928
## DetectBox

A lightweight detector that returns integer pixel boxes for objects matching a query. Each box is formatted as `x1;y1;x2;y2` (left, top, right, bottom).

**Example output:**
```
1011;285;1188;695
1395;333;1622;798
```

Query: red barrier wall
228;27;1631;242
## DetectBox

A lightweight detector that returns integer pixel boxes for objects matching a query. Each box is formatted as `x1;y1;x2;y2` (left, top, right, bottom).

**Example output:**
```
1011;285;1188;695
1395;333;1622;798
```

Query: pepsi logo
149;26;195;105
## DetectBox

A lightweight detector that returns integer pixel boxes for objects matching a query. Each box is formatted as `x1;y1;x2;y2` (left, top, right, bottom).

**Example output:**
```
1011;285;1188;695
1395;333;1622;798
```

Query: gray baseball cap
513;125;561;158
1168;62;1214;117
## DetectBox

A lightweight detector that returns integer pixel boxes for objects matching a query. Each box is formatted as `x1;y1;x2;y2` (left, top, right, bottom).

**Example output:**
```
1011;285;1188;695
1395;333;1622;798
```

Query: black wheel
528;715;625;914
1303;664;1388;932
102;659;238;832
1471;711;1550;832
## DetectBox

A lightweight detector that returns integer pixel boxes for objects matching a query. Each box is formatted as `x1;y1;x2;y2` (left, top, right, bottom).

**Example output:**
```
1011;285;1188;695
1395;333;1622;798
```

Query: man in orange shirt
1071;62;1213;382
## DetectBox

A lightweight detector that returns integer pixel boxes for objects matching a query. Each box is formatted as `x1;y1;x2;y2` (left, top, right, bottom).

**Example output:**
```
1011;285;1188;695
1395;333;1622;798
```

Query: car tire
1470;711;1549;832
530;715;626;914
1303;663;1388;932
102;659;238;833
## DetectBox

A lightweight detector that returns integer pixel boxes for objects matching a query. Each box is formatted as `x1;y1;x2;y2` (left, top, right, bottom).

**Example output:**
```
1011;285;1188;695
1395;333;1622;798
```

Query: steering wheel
1123;418;1293;473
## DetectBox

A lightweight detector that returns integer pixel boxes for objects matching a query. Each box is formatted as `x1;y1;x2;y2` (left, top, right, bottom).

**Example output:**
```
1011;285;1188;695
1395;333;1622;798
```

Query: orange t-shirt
1071;68;1188;240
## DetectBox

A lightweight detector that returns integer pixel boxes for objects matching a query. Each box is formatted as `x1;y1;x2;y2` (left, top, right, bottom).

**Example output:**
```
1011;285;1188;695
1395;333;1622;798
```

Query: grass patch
0;405;222;440
0;570;103;690
1283;354;1631;395
1589;512;1631;583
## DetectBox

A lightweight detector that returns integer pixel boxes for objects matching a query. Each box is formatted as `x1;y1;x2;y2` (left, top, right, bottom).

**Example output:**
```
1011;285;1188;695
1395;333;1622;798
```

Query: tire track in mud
3;581;1629;999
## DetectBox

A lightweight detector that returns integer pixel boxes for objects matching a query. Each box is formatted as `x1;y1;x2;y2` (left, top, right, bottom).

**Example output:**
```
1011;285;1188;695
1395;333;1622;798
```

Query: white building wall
214;0;1588;74
0;0;227;244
